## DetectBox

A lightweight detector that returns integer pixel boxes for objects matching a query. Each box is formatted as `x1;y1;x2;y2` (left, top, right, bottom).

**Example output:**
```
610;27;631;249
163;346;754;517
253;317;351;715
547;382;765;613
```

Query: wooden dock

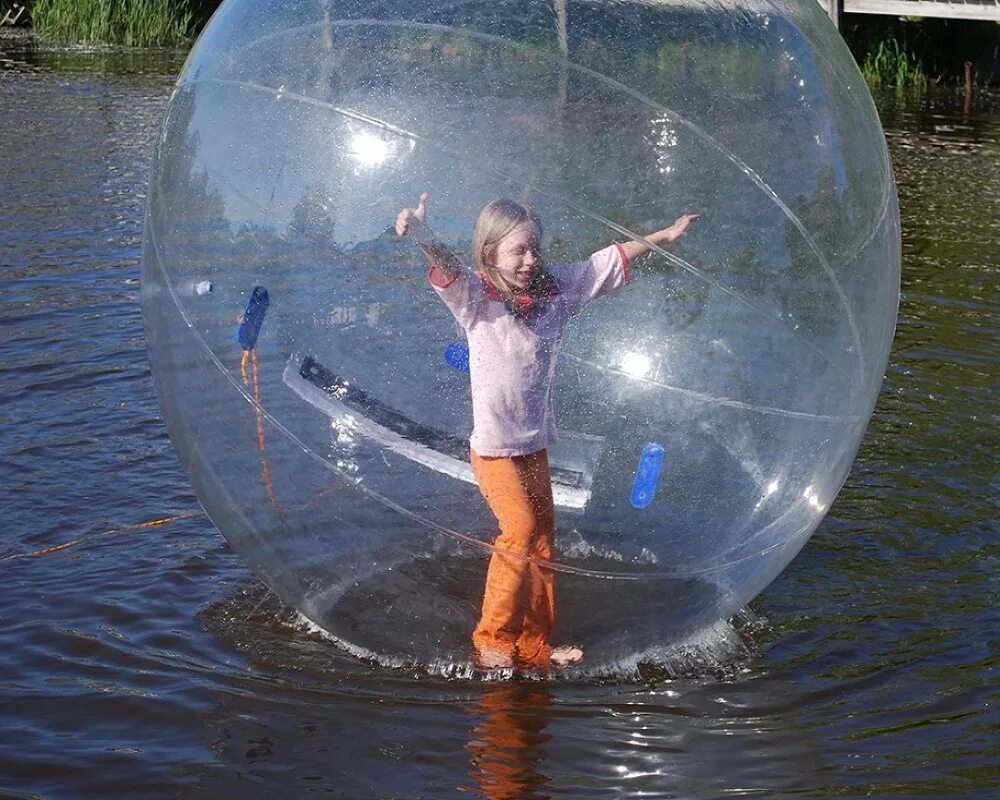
819;0;1000;24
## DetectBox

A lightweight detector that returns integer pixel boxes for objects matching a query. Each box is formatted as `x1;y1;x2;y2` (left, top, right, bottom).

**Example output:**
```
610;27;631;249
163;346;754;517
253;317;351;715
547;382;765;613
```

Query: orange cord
0;512;201;563
3;346;341;566
241;346;348;515
242;348;282;514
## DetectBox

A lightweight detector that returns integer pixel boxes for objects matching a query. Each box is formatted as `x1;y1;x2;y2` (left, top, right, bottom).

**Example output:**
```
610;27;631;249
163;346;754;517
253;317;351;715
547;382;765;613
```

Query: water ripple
0;40;997;800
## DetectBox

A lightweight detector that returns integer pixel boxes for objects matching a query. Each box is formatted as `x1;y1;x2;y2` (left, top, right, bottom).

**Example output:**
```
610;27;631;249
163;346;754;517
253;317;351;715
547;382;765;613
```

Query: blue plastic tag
630;443;665;509
236;286;270;351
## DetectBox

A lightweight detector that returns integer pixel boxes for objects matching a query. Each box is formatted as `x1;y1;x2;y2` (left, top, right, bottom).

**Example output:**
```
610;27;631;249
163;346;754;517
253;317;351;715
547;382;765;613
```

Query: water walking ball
141;0;900;670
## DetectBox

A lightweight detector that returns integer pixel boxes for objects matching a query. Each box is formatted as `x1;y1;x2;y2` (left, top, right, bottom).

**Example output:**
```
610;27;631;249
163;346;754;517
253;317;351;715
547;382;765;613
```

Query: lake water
1;30;997;799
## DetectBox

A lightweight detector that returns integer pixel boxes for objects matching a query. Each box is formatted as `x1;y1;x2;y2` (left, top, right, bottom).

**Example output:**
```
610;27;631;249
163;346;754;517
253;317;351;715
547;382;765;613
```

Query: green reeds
31;0;195;47
862;37;928;89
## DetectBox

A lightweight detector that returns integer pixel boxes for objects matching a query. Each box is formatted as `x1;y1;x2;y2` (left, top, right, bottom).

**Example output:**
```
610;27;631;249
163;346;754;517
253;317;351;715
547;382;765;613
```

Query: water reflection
467;684;553;800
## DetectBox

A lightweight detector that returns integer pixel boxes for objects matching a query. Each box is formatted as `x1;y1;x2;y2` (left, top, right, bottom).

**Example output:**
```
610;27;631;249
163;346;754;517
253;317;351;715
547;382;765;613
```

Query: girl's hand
395;192;431;243
396;192;462;278
619;212;701;263
666;212;700;241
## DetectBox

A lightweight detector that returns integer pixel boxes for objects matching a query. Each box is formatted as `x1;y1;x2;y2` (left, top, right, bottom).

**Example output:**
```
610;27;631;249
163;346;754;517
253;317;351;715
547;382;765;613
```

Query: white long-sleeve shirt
431;243;630;457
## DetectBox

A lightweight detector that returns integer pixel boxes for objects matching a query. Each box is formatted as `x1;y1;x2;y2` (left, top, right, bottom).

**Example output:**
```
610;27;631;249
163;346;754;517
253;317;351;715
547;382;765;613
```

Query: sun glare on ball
349;131;391;167
620;351;653;379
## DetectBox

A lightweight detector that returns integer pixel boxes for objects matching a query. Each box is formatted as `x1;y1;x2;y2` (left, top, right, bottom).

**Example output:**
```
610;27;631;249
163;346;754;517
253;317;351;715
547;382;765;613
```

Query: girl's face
494;222;542;290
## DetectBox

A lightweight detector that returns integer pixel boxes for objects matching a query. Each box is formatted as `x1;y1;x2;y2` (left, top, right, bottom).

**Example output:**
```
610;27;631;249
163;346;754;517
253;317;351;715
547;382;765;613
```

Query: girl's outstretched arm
396;192;462;281
619;213;700;264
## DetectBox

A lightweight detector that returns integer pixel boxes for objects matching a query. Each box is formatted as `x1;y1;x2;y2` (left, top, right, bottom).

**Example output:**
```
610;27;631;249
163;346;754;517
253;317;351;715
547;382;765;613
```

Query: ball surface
141;0;899;669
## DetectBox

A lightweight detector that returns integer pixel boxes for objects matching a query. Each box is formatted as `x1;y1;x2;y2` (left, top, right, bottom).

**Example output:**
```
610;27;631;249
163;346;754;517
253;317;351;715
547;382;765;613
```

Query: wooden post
964;61;974;120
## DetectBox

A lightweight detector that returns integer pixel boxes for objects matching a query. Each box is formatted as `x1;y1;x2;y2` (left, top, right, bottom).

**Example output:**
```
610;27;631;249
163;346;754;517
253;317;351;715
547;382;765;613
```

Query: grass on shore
31;0;195;47
861;36;928;89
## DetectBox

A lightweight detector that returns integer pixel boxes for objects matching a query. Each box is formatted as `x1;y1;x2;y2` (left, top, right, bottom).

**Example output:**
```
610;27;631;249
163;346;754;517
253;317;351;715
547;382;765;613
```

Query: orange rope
242;346;351;514
243;347;282;514
0;512;201;563
4;343;342;567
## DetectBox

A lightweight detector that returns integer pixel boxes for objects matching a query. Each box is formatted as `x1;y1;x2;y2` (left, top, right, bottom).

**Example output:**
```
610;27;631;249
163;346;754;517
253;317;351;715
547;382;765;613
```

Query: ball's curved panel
141;0;900;669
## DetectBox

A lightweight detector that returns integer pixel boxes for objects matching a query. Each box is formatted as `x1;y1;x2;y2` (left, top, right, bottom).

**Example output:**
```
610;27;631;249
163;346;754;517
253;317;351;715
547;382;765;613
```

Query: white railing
819;0;1000;22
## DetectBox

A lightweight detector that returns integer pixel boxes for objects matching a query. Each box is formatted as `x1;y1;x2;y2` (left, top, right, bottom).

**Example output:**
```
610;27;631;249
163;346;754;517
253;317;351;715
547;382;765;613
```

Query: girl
396;193;698;670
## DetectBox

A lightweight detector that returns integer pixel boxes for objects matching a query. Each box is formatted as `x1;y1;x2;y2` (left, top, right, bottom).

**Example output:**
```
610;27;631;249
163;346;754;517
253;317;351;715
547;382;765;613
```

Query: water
1;30;997;798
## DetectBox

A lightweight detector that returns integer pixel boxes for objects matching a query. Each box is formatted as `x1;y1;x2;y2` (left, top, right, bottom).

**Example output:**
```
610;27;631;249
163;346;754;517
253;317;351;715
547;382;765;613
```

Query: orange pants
471;448;555;667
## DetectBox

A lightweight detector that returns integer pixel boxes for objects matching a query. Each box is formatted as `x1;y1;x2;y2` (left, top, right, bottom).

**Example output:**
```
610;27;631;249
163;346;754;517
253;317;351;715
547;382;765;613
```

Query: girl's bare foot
551;645;583;666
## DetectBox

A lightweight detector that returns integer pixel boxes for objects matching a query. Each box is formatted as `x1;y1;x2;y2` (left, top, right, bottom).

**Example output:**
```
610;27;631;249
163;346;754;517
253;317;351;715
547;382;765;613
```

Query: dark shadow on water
203;561;765;684
299;548;747;676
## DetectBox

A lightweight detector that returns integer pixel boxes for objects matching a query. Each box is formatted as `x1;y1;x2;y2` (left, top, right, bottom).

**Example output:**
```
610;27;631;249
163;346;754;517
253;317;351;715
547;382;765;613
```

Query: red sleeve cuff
614;242;631;285
428;265;458;289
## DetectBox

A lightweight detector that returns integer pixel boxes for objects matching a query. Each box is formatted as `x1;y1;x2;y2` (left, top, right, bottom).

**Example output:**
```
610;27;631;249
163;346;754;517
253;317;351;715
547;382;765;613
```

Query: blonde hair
472;198;544;303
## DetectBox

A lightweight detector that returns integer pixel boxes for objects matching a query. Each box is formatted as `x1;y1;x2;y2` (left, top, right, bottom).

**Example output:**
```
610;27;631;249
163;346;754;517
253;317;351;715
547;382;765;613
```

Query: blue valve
236;286;270;351
444;342;470;373
630;443;665;509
